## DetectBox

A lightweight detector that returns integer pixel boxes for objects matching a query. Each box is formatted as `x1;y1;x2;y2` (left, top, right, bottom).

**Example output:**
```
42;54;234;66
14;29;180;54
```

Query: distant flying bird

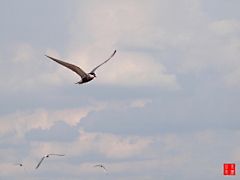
45;50;116;84
94;165;108;175
36;154;65;169
13;163;27;173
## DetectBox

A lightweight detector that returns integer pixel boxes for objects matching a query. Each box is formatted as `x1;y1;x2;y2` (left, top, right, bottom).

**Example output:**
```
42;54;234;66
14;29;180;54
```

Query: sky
0;0;240;179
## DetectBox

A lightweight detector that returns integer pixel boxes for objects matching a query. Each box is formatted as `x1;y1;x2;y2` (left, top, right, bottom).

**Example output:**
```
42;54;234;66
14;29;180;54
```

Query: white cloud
195;130;215;144
130;99;152;108
0;128;239;179
209;19;240;35
27;130;191;161
13;43;37;63
65;0;182;88
63;0;240;88
1;0;240;91
29;130;156;159
1;0;240;179
0;105;105;138
95;52;180;88
162;133;182;151
0;43;44;92
0;99;152;137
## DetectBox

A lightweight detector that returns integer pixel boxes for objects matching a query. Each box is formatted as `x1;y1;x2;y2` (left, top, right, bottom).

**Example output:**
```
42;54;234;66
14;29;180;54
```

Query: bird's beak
94;75;97;78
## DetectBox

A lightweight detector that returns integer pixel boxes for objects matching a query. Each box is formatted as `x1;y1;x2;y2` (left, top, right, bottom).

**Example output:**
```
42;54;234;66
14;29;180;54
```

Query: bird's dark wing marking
45;55;88;78
90;50;116;74
36;157;45;169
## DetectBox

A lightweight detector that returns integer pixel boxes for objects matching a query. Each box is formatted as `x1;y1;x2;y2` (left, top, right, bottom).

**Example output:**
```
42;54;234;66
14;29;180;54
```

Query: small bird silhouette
36;154;65;169
45;50;116;84
94;164;108;175
13;163;27;173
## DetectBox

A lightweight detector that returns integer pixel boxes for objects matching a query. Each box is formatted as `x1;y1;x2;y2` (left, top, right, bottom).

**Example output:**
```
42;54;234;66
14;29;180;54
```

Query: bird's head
89;72;97;78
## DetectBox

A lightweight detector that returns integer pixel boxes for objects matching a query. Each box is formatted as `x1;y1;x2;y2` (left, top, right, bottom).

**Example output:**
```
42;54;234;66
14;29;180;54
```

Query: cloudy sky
0;0;240;179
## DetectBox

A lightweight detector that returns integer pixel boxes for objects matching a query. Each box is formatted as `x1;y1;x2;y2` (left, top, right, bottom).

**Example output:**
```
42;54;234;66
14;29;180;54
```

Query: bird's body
76;73;95;84
36;154;65;169
45;50;116;84
94;164;108;175
13;163;27;173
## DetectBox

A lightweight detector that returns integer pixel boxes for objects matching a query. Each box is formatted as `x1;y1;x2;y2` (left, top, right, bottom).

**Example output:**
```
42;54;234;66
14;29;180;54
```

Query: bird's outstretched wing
13;163;20;166
36;157;45;169
45;55;88;78
13;163;27;173
102;166;108;175
48;154;65;156
94;165;108;175
90;50;116;74
23;167;27;173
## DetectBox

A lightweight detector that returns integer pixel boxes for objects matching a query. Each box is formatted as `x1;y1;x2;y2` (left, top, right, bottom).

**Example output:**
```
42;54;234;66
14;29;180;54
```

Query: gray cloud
25;121;80;142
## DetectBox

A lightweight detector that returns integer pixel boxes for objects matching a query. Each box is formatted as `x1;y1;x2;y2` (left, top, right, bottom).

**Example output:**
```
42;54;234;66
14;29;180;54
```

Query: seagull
94;165;108;175
45;50;116;84
13;163;27;173
36;154;65;169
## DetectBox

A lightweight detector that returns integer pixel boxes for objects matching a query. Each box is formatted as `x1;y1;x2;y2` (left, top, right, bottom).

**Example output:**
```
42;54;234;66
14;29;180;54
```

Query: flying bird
45;50;116;84
13;163;27;173
36;154;65;169
94;165;108;175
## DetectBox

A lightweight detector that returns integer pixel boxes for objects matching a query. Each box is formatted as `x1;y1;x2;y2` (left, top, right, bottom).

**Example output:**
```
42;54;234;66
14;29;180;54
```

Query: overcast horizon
0;0;240;179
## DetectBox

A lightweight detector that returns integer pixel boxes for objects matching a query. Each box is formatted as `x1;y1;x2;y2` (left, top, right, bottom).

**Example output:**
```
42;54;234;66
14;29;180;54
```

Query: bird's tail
75;80;83;84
